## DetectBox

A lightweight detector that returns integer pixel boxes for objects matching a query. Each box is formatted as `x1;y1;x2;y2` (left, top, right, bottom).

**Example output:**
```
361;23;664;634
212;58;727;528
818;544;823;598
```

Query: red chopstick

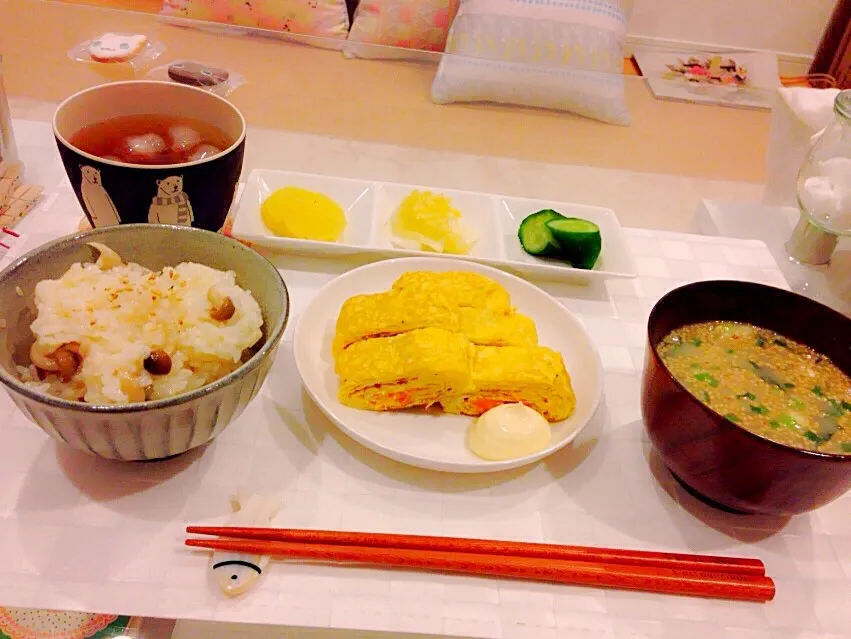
2;227;19;237
186;526;766;576
185;537;775;602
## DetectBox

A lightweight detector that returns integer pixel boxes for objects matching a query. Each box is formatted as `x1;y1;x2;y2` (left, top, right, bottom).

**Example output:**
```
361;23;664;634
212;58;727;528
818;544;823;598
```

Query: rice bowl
0;224;288;461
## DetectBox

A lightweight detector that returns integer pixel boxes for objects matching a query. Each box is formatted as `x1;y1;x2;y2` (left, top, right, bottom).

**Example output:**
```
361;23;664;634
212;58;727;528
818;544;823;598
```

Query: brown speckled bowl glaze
0;224;288;461
642;280;851;516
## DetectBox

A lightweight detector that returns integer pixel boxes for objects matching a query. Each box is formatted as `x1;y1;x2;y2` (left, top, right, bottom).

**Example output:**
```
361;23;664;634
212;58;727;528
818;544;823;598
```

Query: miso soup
658;321;851;455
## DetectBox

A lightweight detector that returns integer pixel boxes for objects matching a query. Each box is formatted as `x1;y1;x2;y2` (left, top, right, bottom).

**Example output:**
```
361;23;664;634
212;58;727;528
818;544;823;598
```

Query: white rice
19;248;263;404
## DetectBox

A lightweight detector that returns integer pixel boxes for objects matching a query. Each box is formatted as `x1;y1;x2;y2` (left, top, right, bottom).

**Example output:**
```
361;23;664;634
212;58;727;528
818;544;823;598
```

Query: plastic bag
145;60;246;97
67;33;166;74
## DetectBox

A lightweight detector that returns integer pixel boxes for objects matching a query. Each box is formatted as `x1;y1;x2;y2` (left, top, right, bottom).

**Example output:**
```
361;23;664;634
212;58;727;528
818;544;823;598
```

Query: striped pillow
431;0;630;125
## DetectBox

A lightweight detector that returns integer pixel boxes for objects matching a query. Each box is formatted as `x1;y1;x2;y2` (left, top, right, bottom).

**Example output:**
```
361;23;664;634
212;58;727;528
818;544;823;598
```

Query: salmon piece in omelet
441;345;575;422
391;271;512;314
336;327;473;411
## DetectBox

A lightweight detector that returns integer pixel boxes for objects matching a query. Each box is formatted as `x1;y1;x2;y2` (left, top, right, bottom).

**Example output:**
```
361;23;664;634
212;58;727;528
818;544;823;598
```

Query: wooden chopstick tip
186;538;213;548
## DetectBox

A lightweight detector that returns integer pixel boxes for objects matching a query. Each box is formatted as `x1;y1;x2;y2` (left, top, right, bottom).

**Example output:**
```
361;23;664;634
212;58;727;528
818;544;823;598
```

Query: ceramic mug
53;81;246;232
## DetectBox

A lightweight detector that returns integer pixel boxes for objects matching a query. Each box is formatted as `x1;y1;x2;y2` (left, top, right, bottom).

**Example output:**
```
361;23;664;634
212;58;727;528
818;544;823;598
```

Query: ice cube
188;144;222;162
122;133;166;160
169;125;202;153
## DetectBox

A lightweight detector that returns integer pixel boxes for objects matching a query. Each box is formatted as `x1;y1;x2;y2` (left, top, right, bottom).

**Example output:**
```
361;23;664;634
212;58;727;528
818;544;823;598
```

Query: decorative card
633;48;780;110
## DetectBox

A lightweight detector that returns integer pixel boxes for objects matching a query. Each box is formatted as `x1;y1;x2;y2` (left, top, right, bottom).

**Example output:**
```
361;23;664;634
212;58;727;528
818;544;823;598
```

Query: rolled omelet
333;280;530;356
336;327;473;411
332;289;459;356
458;308;538;348
391;271;512;314
442;345;575;422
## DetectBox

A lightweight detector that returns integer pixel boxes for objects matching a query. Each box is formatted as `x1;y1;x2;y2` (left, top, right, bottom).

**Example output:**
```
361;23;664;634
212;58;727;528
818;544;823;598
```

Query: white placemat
3;198;850;639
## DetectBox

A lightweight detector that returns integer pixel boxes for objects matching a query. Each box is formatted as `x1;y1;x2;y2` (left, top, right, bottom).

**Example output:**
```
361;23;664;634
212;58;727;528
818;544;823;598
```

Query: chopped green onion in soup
658;321;851;454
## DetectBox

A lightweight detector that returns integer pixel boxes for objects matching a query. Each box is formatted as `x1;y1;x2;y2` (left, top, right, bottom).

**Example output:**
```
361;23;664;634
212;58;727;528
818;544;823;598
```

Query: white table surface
693;200;851;318
2;116;850;639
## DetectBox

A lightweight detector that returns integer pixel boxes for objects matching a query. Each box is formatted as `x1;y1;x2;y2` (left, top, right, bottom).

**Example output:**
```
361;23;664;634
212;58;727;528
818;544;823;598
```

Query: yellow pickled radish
390;190;477;255
261;187;346;242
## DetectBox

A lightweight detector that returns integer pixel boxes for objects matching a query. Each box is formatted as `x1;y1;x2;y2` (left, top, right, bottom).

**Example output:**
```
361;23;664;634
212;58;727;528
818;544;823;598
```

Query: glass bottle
786;89;851;265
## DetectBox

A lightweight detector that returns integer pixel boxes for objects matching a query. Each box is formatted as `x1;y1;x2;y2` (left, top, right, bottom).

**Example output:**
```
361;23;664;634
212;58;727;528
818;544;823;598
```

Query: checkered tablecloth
3;186;850;639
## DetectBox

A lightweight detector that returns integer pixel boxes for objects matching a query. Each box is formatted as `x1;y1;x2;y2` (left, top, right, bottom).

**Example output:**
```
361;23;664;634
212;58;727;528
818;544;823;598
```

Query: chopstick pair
186;527;775;602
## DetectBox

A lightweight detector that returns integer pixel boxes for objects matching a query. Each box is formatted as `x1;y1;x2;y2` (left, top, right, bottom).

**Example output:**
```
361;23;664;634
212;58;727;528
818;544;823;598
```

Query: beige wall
53;0;833;63
2;0;772;184
628;0;835;59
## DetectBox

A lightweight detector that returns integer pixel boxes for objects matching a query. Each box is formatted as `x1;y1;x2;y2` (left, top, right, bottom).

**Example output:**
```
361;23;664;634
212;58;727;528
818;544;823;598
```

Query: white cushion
431;0;630;125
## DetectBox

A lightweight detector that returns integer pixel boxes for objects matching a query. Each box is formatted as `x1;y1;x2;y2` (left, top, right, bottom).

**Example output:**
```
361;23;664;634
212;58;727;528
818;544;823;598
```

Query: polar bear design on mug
148;175;194;225
80;166;122;227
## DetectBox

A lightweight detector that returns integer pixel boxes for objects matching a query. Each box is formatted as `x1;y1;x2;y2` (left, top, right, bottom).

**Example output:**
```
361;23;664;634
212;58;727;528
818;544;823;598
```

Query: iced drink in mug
53;81;246;231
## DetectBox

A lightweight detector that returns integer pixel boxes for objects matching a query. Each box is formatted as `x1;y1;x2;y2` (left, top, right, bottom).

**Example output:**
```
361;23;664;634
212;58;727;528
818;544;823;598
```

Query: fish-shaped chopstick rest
210;491;283;596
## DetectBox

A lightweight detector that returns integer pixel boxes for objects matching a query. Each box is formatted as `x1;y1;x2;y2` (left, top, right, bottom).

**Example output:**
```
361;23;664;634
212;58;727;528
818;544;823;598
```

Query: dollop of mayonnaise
467;403;551;461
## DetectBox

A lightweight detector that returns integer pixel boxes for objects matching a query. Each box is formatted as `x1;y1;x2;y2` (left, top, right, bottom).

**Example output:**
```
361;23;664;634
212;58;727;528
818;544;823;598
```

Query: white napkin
763;87;840;206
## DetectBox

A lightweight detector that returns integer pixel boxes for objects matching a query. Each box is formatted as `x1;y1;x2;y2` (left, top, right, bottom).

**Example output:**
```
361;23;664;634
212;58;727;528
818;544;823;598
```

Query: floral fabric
347;0;460;51
160;0;350;37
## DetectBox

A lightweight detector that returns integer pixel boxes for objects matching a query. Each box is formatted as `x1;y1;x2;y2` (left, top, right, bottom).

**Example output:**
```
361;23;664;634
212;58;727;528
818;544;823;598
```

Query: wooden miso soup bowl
642;280;851;516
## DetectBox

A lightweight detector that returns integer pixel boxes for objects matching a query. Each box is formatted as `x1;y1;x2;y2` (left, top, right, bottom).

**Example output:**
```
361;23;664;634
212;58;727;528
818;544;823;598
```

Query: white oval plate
293;258;604;473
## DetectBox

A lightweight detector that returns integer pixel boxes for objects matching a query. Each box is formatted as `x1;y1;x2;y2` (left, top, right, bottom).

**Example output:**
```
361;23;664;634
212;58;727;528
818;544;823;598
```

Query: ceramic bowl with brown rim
0;224;288;461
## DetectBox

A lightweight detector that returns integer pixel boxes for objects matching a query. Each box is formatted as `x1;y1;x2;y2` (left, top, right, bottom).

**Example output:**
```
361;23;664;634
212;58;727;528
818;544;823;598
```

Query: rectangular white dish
230;170;638;282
